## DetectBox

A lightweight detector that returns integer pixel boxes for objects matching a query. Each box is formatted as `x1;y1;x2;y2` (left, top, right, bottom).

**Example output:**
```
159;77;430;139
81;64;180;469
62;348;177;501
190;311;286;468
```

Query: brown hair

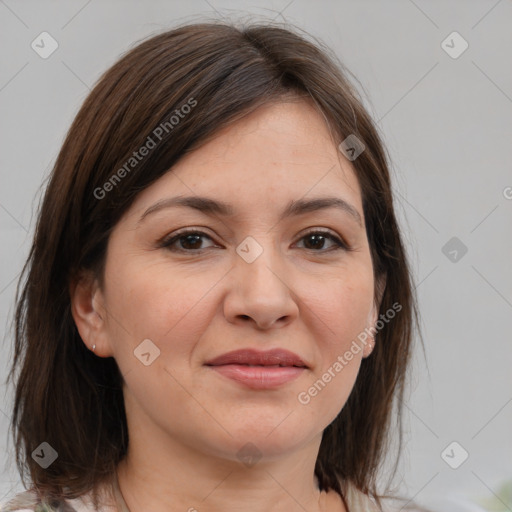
6;19;421;511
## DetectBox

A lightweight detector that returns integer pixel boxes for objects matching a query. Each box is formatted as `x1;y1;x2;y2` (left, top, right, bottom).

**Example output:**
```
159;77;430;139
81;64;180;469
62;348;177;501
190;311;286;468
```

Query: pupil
182;234;201;249
307;234;324;250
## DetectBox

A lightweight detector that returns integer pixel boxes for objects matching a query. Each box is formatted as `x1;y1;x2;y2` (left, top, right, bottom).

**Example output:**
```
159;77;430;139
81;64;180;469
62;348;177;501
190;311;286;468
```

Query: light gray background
1;1;511;510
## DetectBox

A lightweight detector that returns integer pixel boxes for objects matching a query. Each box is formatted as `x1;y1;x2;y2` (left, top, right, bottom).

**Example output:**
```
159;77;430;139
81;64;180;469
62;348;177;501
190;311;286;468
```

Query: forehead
126;100;363;221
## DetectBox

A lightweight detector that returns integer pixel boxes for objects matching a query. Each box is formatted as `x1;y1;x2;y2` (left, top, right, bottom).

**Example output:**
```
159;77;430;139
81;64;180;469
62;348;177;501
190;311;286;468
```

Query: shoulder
0;483;115;512
343;484;381;512
322;483;382;512
342;483;425;512
0;489;81;511
0;489;62;511
343;485;432;512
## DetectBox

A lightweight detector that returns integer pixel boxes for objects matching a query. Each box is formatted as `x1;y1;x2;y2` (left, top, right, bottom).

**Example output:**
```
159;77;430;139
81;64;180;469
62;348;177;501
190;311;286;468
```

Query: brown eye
160;230;216;252
159;229;349;254
296;230;348;252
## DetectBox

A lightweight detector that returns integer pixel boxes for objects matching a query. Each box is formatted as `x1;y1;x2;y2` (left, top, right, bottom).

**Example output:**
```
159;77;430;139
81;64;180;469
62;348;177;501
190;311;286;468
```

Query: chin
219;421;313;460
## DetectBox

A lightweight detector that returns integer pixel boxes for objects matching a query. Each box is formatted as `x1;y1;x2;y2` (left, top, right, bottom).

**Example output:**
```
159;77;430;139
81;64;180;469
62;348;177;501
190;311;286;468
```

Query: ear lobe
368;302;379;330
69;270;112;357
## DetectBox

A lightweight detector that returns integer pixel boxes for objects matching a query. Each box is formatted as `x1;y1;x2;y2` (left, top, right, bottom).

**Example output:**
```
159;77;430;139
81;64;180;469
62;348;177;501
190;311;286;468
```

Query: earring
366;336;375;356
92;344;96;352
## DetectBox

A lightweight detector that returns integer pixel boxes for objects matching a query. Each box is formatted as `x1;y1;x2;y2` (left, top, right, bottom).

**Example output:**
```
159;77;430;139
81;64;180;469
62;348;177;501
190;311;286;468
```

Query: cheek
104;259;221;358
296;269;373;416
307;267;374;352
334;281;373;346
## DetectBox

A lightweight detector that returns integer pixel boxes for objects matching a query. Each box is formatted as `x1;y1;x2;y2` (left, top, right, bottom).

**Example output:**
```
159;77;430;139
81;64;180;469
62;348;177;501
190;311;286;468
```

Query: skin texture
71;99;382;512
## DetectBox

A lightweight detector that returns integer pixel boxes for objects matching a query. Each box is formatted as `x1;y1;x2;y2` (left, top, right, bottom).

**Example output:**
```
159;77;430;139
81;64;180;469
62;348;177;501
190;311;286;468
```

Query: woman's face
76;99;380;463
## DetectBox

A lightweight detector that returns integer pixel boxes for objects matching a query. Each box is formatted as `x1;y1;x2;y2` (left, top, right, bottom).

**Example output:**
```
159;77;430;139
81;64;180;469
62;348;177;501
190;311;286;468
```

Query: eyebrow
137;195;363;227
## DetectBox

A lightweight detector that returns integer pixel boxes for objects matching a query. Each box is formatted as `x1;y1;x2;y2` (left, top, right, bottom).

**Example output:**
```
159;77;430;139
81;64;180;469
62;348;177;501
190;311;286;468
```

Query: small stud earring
366;337;374;356
92;344;96;352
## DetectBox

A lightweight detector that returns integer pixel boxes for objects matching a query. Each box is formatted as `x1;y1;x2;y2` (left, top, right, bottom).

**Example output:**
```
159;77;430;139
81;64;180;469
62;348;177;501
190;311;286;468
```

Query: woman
2;20;423;512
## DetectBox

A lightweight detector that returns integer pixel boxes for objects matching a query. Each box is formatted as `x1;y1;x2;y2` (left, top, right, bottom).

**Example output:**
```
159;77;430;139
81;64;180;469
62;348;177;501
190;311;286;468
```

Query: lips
204;348;308;368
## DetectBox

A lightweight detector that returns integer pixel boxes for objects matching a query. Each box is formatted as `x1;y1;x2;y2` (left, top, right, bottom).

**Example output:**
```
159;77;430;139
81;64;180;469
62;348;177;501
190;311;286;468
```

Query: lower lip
207;364;306;389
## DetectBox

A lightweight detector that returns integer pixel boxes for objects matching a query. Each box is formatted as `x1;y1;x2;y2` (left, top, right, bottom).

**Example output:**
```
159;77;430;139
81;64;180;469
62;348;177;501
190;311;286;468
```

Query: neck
115;442;331;512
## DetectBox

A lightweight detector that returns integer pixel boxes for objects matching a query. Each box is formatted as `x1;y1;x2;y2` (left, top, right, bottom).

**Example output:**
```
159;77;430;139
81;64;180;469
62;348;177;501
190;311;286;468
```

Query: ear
371;272;387;325
69;270;113;357
364;273;387;358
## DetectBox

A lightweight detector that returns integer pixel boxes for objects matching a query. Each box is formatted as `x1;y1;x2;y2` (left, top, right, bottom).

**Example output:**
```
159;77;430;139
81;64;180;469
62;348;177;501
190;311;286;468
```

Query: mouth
204;349;308;389
226;363;303;367
204;348;308;368
206;364;306;389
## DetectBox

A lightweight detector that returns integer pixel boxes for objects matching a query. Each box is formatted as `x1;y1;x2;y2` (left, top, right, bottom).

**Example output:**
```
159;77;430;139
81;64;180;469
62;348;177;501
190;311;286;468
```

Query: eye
294;229;349;252
159;228;350;253
160;230;216;252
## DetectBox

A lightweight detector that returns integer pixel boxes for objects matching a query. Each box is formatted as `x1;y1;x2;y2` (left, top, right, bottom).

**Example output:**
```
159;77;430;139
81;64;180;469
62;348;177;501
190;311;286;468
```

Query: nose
223;243;299;330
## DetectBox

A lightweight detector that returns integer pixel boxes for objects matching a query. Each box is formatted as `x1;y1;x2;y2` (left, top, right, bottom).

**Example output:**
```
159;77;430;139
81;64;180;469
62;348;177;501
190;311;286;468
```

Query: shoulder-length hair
7;19;420;511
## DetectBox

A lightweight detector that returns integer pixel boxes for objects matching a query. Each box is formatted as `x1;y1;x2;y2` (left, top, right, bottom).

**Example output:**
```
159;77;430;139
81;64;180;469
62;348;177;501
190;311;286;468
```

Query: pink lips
204;348;308;390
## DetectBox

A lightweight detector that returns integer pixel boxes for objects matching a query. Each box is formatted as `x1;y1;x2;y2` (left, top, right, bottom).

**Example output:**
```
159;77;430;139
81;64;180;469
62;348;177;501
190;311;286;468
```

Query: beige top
0;476;382;512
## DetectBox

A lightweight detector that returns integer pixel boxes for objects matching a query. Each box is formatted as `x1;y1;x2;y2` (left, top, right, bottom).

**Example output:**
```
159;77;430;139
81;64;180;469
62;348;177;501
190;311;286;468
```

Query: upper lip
204;348;308;368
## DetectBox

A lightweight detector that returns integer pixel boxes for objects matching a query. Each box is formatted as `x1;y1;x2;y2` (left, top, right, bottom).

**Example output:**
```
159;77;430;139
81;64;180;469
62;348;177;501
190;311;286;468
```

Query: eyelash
159;228;351;254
